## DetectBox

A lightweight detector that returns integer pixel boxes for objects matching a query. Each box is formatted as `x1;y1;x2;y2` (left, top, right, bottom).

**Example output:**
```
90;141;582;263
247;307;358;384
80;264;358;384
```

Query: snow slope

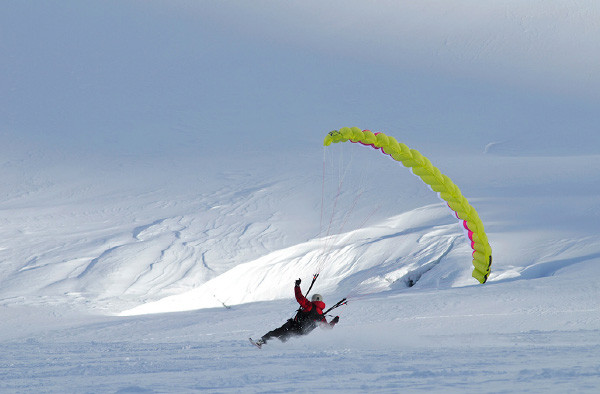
1;1;600;392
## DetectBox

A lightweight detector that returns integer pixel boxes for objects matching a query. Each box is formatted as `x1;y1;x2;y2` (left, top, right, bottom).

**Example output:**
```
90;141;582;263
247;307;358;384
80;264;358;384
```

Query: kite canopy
324;127;492;283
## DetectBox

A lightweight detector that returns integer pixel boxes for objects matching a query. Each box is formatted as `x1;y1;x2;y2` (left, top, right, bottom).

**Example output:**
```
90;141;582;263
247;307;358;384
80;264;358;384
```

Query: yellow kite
324;127;492;283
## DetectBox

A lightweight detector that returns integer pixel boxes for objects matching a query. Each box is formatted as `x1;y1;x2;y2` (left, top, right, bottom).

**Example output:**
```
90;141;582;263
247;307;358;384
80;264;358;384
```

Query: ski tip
249;338;262;349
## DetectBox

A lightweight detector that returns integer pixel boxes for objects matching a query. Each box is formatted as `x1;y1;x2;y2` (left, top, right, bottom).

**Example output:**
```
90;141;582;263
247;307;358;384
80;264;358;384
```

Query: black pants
262;319;315;343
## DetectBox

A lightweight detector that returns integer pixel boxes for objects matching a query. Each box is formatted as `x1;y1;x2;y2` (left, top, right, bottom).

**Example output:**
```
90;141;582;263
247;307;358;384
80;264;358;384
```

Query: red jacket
294;285;326;323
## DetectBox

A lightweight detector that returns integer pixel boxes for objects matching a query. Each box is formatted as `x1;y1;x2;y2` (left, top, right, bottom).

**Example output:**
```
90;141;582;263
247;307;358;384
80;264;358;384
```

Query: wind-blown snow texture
1;1;599;392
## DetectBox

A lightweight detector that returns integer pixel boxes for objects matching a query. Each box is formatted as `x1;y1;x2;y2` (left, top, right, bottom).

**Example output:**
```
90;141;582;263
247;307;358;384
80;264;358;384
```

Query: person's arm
294;280;312;310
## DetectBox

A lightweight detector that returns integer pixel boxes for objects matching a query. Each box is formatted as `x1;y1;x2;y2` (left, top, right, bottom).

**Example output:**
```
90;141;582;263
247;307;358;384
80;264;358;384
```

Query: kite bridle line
308;136;384;313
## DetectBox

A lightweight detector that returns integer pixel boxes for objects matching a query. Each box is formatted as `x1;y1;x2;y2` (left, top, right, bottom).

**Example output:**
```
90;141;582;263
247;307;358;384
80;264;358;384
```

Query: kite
324;127;492;283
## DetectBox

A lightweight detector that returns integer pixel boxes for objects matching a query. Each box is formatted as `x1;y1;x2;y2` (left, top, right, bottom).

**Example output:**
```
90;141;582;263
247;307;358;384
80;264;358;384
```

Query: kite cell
324;127;492;283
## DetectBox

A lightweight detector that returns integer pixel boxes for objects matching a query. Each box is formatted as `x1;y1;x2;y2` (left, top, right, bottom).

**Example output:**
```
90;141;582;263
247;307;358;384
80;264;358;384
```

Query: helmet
311;294;323;302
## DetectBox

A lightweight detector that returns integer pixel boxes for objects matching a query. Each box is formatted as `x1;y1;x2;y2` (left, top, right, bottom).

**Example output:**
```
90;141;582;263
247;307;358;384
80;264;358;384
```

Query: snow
1;1;600;392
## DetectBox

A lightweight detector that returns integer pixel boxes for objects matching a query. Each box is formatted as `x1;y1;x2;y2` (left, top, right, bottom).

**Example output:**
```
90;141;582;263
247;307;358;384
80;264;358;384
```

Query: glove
331;316;340;324
295;278;301;286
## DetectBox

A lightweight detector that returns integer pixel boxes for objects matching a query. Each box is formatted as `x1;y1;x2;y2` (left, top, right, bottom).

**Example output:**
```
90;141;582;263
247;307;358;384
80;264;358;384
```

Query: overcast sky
2;1;599;157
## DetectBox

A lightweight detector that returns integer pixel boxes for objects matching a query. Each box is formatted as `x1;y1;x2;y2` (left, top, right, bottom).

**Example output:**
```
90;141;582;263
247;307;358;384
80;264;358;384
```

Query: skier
250;278;339;348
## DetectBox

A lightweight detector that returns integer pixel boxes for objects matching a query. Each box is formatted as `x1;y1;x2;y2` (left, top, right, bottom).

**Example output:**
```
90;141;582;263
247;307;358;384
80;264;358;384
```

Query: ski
249;338;263;349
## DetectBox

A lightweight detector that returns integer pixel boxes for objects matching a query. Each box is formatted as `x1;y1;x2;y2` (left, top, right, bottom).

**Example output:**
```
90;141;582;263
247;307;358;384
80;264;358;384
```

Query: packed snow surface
1;1;599;392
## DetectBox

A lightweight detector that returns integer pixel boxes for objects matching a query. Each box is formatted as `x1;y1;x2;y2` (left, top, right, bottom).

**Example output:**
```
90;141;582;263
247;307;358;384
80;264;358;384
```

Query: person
251;278;339;348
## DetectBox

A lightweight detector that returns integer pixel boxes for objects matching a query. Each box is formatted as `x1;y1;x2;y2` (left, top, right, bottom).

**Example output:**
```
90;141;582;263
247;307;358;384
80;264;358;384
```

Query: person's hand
295;278;301;286
332;316;340;324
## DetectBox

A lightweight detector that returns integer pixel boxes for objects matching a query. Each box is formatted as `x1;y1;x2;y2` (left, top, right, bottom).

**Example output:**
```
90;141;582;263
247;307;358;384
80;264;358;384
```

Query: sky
2;0;599;159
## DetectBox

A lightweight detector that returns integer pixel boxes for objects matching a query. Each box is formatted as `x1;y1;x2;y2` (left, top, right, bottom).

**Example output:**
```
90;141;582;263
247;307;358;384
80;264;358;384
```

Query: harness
294;304;324;323
293;304;324;334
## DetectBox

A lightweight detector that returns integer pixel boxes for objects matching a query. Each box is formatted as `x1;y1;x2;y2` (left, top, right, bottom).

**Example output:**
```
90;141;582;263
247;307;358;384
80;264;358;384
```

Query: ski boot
249;338;265;349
